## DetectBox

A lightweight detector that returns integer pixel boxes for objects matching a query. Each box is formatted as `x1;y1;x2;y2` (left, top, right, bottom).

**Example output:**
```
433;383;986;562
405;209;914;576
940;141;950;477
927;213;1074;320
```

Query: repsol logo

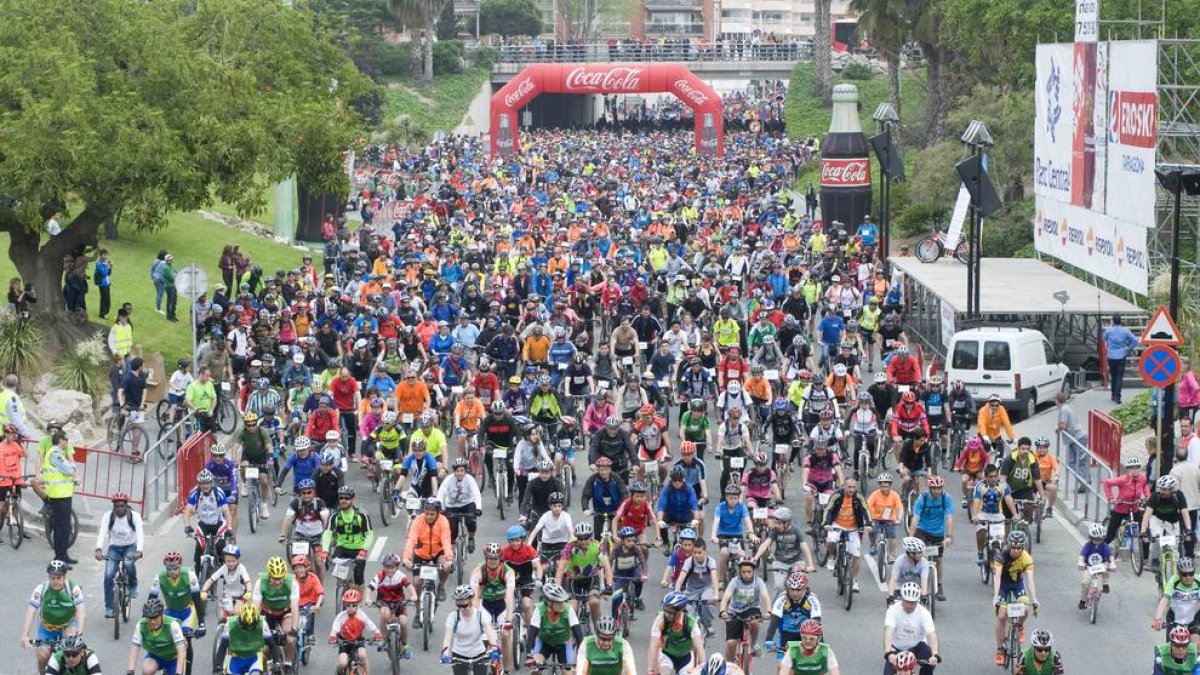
1041;217;1060;237
1094;234;1115;257
1067;225;1086;245
1125;246;1147;269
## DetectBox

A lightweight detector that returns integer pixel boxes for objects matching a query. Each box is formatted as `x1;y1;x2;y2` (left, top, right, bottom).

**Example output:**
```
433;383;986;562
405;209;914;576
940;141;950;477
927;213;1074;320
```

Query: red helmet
901;391;917;404
797;369;812;380
638;404;655;416
595;456;613;468
799;619;823;636
163;551;183;567
2;424;18;435
679;441;697;455
927;475;945;489
894;651;917;670
342;589;363;605
111;492;130;503
291;555;310;567
1171;626;1192;645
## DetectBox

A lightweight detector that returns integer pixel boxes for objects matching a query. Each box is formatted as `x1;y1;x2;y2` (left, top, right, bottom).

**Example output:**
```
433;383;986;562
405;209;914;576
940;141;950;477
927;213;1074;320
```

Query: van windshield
952;341;978;369
983;341;1012;371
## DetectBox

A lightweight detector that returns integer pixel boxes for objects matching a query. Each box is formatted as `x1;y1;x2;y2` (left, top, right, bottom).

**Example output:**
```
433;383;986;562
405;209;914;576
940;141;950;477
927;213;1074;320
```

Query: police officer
42;431;78;564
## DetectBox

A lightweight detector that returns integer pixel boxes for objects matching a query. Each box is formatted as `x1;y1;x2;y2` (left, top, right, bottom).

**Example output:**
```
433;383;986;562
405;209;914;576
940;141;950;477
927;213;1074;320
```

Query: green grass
0;212;309;361
383;67;490;138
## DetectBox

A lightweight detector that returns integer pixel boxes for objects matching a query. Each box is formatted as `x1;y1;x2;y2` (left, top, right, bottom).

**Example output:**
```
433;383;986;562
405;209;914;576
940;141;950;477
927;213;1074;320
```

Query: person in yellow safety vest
0;373;32;439
42;431;78;564
107;309;134;359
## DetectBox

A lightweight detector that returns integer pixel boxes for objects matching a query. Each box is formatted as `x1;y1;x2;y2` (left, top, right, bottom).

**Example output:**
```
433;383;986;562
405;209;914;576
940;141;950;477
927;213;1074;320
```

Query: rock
66;421;101;445
37;389;97;427
32;372;59;398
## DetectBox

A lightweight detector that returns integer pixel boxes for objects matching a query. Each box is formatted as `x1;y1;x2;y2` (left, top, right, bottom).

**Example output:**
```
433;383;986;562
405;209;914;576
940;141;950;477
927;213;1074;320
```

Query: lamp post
872;102;899;266
1153;164;1200;478
960;120;994;319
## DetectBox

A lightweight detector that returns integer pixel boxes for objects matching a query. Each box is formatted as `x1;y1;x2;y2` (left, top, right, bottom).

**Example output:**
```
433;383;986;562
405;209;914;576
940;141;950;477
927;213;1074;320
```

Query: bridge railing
482;40;815;65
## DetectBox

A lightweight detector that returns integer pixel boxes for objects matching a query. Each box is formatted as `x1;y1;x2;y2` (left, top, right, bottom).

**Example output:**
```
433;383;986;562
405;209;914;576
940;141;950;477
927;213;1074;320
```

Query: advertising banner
1035;44;1074;206
1105;40;1158;227
1033;199;1149;294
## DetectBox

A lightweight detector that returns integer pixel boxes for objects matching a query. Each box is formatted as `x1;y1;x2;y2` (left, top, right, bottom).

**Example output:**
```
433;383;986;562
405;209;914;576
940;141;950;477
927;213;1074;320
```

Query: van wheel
1060;378;1072;401
1023;391;1038;420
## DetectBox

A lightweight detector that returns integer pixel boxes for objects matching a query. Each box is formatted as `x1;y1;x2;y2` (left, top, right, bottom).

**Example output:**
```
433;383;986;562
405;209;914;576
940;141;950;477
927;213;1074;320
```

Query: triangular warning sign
1140;305;1184;346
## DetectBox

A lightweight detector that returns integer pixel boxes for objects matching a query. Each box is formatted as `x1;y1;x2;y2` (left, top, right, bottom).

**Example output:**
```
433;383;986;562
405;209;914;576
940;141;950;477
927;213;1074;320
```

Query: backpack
108;509;135;532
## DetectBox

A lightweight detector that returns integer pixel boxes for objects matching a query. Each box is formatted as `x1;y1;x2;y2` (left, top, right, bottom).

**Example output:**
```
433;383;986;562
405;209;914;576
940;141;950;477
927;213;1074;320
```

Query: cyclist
438;457;482;554
453;386;486;460
846;391;881;468
290;555;324;655
148;551;205;650
633;404;671;488
802;436;845;530
470;543;516;670
1000;437;1044;523
741;451;779;508
410;412;449;476
1032;437;1060;515
480;401;522;500
1154;625;1200;675
200;543;252;622
365;553;415;660
992;531;1039;666
1017;628;1063;675
183;469;232;571
398;439;440;499
908;474;953;602
867;473;905;564
715;408;755;489
778;619;841;674
821;477;871;592
1143;475;1194;564
44;634;102;675
528;489;573;563
215;603;274;675
328;588;383;675
576;616;637;675
662;528;699;589
658;466;703;548
609;526;649;613
921;375;948;451
235;412;274;520
763;572;822;659
616;480;660;552
252;556;300;669
402;497;453;606
1152;557;1200;643
754;506;815;585
717;557;770;662
278;478;330;583
500;525;543;625
1077;522;1116;609
96;492;144;619
712;484;760;586
556;522;612;629
674;537;718;636
21;560;86;674
680;398;714;460
673;441;710;507
126;599;186;675
524;458;567;526
590;416;636;485
769;398;804;465
897;429;934;501
581;456;628;536
953;436;990;509
1102;456;1149;546
977;393;1015;456
205;444;240;532
889;391;928;460
527;582;584;675
322;485;375;588
888;538;932;600
971;464;1017;565
646;591;705;675
884;583;939;675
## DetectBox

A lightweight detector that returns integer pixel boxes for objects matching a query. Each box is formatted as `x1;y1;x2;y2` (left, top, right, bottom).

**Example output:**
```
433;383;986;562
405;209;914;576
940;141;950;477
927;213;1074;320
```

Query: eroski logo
504;78;535;108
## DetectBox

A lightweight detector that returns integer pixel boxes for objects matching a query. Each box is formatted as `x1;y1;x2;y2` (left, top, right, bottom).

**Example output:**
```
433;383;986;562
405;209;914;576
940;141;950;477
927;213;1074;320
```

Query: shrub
350;39;412;80
470;45;498;68
893;202;939;237
841;62;875;81
0;311;44;377
433;40;466;75
55;334;108;397
1110;391;1151;433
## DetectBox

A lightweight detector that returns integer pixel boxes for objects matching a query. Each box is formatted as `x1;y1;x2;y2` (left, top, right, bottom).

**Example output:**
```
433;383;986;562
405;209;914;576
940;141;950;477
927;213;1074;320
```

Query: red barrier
1088;410;1123;473
20;441;147;513
176;432;215;514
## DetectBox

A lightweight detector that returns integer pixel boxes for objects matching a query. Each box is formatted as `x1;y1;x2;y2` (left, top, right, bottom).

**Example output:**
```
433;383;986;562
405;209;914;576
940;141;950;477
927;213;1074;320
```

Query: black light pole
1153;165;1200;478
872;102;900;269
960;120;994;319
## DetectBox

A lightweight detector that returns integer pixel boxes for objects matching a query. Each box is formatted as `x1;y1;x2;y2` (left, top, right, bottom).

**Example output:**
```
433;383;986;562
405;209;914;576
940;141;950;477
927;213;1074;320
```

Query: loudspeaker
869;131;905;180
296;182;342;243
955;155;1002;217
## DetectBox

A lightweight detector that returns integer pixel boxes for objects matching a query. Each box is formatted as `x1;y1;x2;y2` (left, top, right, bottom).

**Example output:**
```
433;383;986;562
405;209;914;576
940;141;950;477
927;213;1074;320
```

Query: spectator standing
94;249;113;319
1102;314;1138;404
150;250;168;315
218;245;237;291
1055;392;1089;492
7;277;36;322
162;254;178;322
1179;357;1199;425
1180;418;1200;466
107;309;134;361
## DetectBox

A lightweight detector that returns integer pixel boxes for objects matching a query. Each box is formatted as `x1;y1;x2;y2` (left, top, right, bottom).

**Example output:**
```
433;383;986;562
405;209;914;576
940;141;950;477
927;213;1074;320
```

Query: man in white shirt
438;458;483;554
884;582;940;674
1180;417;1200;466
94;493;144;618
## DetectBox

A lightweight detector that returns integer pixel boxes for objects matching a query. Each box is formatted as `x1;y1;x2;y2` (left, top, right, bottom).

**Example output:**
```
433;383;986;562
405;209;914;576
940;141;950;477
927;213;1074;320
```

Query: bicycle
611;583;635;638
830;528;855;611
215;393;237;435
376;601;408;675
915;225;970;264
922;543;942;621
377;458;396;526
336;638;370;675
926;427;945;474
979;520;1007;586
116;406;149;461
490;445;510;519
1011;498;1045;547
1108;502;1144;575
450;512;470;585
640;458;662;505
296;605;315;666
329;556;356;614
1082;553;1111;625
688;596;714;644
809;490;832;567
851;430;877;482
869;526;889;584
999;595;1035;673
1153;529;1181;594
771;442;794;499
412;561;440;652
728;609;759;675
465;433;486;491
243;464;264;534
556;437;575;508
2;474;34;549
111;551;136;639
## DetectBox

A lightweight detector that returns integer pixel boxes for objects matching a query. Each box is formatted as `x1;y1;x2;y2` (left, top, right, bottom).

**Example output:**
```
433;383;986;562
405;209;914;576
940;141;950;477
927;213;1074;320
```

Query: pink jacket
1101;473;1149;514
583;400;617;434
1179;371;1200;409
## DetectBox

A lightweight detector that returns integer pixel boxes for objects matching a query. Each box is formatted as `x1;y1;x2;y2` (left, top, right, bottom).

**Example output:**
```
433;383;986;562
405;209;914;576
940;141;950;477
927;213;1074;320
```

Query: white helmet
902;537;925;554
1158;475;1180;490
382;411;398;424
1088;523;1105;539
899;582;922;602
874;372;887;383
728;381;742;394
833;364;847;377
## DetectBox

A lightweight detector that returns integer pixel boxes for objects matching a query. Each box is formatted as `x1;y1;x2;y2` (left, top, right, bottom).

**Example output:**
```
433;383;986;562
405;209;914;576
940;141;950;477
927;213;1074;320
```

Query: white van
944;327;1071;420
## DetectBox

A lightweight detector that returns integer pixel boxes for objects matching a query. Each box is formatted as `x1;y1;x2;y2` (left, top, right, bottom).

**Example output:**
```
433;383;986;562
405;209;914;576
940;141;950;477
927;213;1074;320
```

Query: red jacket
305;409;340;442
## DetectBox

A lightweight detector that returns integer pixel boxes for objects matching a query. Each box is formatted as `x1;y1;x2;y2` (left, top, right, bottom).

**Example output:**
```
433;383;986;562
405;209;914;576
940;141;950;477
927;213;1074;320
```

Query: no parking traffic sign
1139;344;1181;388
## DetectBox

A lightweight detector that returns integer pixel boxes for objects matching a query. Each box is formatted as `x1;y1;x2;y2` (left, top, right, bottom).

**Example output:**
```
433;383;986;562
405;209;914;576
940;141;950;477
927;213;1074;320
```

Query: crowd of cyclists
17;88;1196;675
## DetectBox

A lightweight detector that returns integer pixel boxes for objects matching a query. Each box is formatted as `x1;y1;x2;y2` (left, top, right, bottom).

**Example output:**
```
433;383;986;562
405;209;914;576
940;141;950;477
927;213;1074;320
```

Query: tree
436;0;459;40
937;0;1071;89
0;0;370;319
813;0;833;105
849;0;908;116
906;0;949;138
389;0;451;83
557;0;632;42
479;0;543;37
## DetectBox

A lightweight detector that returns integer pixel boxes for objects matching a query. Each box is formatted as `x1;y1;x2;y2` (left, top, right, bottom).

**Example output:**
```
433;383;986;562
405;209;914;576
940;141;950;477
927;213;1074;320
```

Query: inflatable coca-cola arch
489;63;725;159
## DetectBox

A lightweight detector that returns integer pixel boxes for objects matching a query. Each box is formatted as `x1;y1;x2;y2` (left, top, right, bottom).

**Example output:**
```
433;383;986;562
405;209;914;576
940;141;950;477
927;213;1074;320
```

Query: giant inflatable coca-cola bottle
819;84;872;230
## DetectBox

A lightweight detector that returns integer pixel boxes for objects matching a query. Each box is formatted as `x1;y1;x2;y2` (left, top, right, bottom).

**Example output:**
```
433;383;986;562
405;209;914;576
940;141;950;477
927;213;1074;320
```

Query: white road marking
862;552;890;593
368;536;388;562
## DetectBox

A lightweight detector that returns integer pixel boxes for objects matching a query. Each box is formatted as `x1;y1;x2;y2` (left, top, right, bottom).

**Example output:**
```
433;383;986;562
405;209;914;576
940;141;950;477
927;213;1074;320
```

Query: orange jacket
404;513;453;563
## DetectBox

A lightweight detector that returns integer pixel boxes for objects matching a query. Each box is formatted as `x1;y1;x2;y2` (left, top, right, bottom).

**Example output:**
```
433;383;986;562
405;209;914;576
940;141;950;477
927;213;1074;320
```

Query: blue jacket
657;483;699;522
1104;325;1138;360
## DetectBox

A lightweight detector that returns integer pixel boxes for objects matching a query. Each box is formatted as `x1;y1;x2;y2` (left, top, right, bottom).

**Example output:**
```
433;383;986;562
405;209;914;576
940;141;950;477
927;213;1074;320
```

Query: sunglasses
63;652;82;659
339;496;353;501
1033;646;1051;653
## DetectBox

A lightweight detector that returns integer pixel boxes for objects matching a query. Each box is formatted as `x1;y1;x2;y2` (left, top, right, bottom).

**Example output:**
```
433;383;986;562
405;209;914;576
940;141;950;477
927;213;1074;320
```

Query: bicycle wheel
248;489;259;534
513;611;526;669
1131;534;1144;576
113;578;125;640
456;537;466;585
857;451;869;483
915;236;943;263
1035;507;1043;545
268;465;279;507
496;470;506;520
421;596;432;651
210;622;226;667
217;400;237;435
58;508;79;548
469;448;485;491
738;636;753;673
874;536;887;583
843;557;854;611
378;480;392;526
156;423;178;462
107;416;123;451
7;503;23;550
387;629;402;675
812;526;829;566
1089;590;1099;624
120;425;148;459
954;239;971;265
561;467;573;508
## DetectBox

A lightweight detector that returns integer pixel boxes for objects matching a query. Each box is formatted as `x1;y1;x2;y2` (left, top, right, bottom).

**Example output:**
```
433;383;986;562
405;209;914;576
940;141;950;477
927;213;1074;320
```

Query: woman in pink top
1101;456;1151;547
582;388;617;436
1179;357;1199;424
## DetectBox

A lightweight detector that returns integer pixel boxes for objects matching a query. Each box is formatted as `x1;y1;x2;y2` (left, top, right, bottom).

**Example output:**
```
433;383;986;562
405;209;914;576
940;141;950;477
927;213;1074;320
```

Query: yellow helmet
266;556;288;580
238;603;260;625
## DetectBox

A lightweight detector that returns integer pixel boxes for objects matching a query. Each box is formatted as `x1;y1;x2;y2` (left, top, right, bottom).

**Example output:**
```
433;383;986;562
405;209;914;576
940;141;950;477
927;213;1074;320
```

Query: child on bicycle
200;544;252;622
609;526;648;614
717;558;770;663
365;553;415;660
661;528;698;590
329;589;383;673
673;538;718;637
1077;523;1115;609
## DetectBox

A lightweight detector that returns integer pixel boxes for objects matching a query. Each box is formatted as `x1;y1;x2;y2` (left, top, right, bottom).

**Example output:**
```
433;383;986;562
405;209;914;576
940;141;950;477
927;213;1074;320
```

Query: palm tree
813;0;833;105
850;0;907;117
388;0;448;83
905;0;948;138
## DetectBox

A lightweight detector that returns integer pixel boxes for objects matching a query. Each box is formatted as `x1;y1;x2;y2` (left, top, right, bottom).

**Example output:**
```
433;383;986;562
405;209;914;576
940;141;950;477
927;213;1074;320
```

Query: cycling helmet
337;485;356;498
506;525;527;540
596;616;617;636
291;555;311;568
798;369;812;380
833;364;847;377
595;456;613;468
1087;523;1106;539
773;506;793;522
537;458;554;472
453;585;475;601
210;444;227;457
224;544;242;558
679;528;698;541
1159;475;1180;490
47;560;69;576
893;651;917;670
423;497;442;511
1007;530;1028;549
238;603;260;625
111;492;130;503
1034;436;1050;448
320;450;337;465
163;551;184;568
243;412;260;425
560;416;577;427
729;407;743;417
297;478;316;491
451;457;469;470
874;372;887;383
858;391;872;401
197;469;214;483
143;599;166;618
618;526;638;538
419;411;435;426
679;441;697;455
819;409;833;420
59;635;86;653
638;404;655;417
484;543;502;558
543;582;570;603
876;472;894;484
928;374;944;385
966;436;984;451
663;591;689;610
798;619;823;636
785;572;808;590
1124;457;1143;468
737;557;757;569
750;363;764;374
897;344;910;354
670;466;686;481
606;416;621;428
342;588;362;605
382;411;398;424
701;654;727;675
548;492;565;505
266;556;288;579
1;424;17;435
987;393;1002;403
690;398;705;411
728;381;742;394
629;481;647;493
575;523;594;538
325;430;340;441
1179;558;1196;574
927;475;945;489
902;537;925;554
491;401;507;413
724;484;742;495
294;437;312;451
901;391;917;404
538;375;552;387
1171;626;1193;645
1030;629;1054;649
899;582;922;602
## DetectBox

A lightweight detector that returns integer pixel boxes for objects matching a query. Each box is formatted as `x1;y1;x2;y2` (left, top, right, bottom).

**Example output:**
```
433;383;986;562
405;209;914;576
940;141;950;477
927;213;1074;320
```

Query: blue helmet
618;526;637;538
223;544;241;558
663;591;689;610
320;451;337;465
679;528;698;541
505;525;527;540
773;398;790;411
297;479;317;491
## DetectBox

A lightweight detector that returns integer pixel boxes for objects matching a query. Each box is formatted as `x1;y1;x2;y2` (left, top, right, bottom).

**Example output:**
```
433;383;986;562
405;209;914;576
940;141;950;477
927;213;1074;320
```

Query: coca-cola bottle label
820;158;871;187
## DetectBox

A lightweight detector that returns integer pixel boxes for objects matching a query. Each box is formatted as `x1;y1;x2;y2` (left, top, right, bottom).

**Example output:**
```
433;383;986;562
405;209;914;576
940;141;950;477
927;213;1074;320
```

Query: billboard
1034;40;1157;295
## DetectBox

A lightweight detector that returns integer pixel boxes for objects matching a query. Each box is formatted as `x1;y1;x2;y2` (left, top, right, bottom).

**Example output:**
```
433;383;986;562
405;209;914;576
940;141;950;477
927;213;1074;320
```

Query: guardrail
486;41;814;64
1054;427;1115;525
